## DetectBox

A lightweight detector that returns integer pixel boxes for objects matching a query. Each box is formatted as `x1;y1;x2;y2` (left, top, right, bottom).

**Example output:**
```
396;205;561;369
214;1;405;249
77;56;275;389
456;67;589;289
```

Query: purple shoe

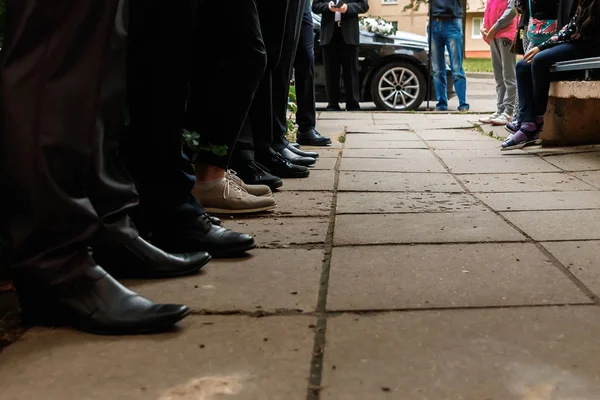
501;128;539;151
505;120;520;134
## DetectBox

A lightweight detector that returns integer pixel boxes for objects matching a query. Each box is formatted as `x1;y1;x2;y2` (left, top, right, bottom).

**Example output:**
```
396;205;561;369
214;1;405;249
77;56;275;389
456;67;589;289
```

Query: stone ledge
542;80;600;145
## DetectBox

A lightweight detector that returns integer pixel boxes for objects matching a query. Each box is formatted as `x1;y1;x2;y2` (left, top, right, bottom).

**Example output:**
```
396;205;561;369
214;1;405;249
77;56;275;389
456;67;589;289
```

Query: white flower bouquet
359;15;397;37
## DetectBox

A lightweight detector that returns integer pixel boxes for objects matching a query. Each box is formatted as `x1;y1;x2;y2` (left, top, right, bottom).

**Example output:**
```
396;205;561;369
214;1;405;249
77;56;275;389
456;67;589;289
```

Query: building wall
364;0;491;58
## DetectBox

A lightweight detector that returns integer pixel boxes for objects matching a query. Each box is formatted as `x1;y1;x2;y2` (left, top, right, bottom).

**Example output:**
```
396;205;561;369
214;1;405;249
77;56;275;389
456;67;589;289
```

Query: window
472;18;482;39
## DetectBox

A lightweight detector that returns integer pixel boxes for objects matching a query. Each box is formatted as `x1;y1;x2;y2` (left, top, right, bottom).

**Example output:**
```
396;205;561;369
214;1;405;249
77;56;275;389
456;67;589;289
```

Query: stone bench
541;57;600;145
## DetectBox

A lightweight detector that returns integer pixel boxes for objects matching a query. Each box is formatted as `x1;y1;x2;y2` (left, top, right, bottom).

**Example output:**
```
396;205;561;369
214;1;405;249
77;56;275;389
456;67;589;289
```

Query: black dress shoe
296;128;332;146
234;160;283;191
279;147;316;167
287;144;319;158
325;104;342;111
259;151;310;178
152;213;256;257
289;142;300;148
15;266;190;335
95;236;211;279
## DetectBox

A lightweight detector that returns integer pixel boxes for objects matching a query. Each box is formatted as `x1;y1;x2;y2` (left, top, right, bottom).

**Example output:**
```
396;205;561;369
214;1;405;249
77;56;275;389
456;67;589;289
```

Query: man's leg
293;1;332;147
271;0;306;154
340;43;361;110
124;0;202;233
1;0;190;334
294;1;318;134
323;33;344;109
444;18;469;110
430;21;448;110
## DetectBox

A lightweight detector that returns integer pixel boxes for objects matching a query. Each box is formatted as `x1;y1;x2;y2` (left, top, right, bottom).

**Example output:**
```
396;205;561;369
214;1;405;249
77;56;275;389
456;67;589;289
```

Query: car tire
370;61;427;111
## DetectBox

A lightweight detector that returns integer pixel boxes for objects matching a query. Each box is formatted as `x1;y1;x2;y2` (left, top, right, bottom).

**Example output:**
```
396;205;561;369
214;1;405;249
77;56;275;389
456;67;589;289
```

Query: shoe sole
501;139;540;151
275;171;310;178
209;242;256;258
204;205;277;215
296;141;332;147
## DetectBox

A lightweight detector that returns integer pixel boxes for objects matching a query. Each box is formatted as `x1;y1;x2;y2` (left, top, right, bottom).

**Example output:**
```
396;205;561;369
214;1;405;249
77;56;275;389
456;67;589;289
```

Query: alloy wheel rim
377;67;420;110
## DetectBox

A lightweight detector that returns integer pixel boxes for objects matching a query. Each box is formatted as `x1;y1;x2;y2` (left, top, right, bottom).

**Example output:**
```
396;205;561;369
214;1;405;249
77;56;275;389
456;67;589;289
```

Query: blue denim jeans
429;18;469;111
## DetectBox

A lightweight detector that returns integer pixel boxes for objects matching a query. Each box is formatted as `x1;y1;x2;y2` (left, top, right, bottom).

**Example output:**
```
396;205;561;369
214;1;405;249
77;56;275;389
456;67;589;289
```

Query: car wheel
370;61;427;111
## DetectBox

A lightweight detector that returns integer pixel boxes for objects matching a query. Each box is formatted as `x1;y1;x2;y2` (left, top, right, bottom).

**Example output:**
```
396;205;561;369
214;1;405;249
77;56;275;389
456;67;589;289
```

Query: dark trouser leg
323;31;343;106
531;43;598;117
240;0;290;160
516;59;535;123
271;0;306;152
124;0;203;233
185;0;266;170
294;1;317;133
341;43;360;106
0;0;121;288
87;22;139;246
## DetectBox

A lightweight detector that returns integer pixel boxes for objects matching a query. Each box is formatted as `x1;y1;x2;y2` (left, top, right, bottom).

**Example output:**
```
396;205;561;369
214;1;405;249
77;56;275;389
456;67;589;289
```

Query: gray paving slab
337;171;464;193
334;212;524;245
342;148;433;158
278;170;335;191
321;308;600;399
435;148;528;159
345;126;411;133
573;170;600;189
272;191;332;217
340;156;446;173
294;147;340;158
0;316;315;400
344;133;419;141
501;210;600;241
327;243;590;310
458;172;596;192
523;145;600;155
428;139;505;149
542;241;600;296
475;191;600;211
227;217;329;248
409;121;477;130
416;129;492;141
444;156;561;174
336;192;486;214
128;249;323;312
543;151;600;171
343;140;426;149
310;157;336;170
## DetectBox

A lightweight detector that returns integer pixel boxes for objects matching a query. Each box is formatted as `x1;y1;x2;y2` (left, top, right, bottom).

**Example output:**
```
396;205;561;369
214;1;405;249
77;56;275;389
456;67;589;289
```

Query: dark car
312;13;454;111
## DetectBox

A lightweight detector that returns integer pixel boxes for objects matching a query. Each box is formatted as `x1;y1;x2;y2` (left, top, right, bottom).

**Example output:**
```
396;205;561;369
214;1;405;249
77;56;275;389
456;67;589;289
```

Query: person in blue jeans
429;0;470;112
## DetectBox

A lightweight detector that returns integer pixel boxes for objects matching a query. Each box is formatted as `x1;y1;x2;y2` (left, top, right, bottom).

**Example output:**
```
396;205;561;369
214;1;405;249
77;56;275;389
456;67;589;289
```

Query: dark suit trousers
124;0;204;234
292;0;317;134
232;0;291;162
271;0;306;152
0;0;138;288
185;0;267;170
323;27;360;106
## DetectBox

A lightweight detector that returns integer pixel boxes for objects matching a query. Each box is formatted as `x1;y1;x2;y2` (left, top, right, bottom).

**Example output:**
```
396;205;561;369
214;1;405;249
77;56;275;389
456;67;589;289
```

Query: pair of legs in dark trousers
0;0;193;334
293;1;318;135
323;27;360;108
185;0;267;170
123;0;202;235
232;0;292;164
0;0;138;288
516;43;600;123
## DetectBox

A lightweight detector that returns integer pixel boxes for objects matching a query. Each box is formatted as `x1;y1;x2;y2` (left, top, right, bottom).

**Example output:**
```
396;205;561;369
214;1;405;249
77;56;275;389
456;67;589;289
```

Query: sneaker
226;170;272;197
192;178;276;214
490;112;511;126
479;111;501;124
505;120;520;134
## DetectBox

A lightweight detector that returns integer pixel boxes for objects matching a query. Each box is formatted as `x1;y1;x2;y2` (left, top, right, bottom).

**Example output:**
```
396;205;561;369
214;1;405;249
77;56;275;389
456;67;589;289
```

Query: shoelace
223;178;248;200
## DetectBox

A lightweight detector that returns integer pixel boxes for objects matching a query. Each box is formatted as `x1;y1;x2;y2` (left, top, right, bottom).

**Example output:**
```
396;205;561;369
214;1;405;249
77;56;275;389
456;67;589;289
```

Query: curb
466;71;493;79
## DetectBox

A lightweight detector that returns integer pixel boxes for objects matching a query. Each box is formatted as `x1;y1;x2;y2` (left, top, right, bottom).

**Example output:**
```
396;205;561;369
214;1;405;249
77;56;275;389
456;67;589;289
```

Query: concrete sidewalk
3;111;600;399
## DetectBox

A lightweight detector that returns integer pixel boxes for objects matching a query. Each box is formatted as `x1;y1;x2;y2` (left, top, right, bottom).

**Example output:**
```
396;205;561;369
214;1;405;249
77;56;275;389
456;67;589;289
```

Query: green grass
463;58;493;73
